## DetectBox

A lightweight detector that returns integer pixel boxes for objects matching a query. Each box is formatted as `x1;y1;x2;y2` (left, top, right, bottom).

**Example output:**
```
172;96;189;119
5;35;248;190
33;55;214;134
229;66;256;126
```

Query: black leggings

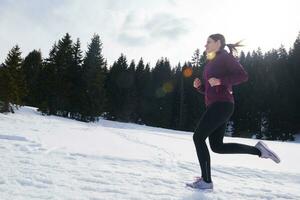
193;101;261;183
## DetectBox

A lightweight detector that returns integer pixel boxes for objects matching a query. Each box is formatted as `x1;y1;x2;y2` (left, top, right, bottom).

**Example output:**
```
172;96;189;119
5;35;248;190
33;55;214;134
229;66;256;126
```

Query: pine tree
38;34;75;116
105;54;130;121
55;33;75;117
290;32;300;134
38;43;58;115
139;63;153;125
191;49;201;68
69;38;84;120
150;58;173;128
82;34;106;121
245;49;264;135
22;50;43;106
240;51;256;135
124;60;138;122
231;51;250;136
171;63;185;129
0;64;14;112
185;49;204;131
0;45;27;112
135;58;146;123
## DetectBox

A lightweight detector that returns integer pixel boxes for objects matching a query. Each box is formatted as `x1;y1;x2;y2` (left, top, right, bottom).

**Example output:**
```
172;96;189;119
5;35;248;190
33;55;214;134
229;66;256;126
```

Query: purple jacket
196;49;248;107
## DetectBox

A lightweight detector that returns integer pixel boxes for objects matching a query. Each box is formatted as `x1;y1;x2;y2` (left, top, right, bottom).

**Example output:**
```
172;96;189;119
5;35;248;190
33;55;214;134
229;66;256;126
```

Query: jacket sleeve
219;54;248;86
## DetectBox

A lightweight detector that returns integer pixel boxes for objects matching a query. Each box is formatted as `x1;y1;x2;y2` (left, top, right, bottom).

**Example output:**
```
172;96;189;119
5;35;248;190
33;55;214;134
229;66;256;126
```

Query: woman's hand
208;77;221;87
193;78;202;89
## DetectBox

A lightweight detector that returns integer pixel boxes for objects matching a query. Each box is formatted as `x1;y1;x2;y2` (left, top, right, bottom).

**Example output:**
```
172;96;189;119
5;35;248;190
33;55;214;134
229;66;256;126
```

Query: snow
0;106;299;200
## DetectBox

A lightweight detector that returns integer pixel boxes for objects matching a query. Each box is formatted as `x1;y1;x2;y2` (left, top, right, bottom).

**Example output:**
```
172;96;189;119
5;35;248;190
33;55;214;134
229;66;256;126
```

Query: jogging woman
186;33;281;190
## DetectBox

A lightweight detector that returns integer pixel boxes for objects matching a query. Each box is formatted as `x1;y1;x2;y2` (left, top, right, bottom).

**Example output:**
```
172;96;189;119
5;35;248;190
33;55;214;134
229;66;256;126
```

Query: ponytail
226;40;244;55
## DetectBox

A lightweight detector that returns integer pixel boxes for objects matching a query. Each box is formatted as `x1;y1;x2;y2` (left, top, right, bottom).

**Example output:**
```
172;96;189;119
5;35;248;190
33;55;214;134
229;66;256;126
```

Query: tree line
1;32;299;141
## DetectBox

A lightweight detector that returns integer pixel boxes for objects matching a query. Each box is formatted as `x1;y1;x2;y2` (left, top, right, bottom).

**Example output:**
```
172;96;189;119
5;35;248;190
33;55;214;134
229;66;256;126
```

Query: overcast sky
0;0;299;67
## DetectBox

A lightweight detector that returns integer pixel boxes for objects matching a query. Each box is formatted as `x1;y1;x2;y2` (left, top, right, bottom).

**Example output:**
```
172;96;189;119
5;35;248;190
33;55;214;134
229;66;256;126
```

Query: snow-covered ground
0;106;299;200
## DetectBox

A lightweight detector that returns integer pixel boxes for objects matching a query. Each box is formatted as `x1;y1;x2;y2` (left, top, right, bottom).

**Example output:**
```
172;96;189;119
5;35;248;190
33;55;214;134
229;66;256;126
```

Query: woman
186;34;281;190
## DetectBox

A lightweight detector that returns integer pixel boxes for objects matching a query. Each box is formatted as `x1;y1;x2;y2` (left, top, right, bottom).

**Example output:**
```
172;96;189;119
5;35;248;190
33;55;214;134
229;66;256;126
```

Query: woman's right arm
194;78;205;94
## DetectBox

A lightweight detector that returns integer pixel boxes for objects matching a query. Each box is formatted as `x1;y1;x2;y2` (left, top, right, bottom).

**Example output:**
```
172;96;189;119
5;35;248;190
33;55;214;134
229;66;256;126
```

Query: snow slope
0;106;299;200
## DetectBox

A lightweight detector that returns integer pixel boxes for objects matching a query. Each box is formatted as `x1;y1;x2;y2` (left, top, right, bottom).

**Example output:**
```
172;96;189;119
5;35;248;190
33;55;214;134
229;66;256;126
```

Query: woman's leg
209;123;261;156
193;102;234;183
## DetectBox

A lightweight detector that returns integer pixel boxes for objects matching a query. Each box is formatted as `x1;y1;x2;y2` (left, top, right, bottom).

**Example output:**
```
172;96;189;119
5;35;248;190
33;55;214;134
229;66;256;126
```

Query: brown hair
209;33;243;54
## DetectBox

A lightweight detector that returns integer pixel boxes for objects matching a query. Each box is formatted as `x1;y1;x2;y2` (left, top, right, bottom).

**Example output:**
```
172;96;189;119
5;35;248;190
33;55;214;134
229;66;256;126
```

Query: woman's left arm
219;54;248;86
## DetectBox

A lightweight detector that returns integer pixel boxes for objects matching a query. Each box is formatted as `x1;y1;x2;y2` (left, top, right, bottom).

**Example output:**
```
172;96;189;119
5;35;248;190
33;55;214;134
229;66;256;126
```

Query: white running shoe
186;176;213;190
255;141;281;163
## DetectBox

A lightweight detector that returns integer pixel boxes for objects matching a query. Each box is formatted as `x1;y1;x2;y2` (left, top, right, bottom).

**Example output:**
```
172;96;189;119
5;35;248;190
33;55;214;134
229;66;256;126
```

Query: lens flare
183;67;193;77
206;52;216;60
163;82;173;93
155;82;174;98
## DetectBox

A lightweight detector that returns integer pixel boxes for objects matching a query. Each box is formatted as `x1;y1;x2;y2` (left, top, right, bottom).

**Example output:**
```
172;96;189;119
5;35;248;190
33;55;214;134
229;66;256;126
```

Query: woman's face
205;37;221;53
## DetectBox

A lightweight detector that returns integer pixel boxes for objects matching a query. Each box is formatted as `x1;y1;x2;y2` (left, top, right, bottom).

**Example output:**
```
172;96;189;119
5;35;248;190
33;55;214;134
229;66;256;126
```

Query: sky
0;0;299;67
